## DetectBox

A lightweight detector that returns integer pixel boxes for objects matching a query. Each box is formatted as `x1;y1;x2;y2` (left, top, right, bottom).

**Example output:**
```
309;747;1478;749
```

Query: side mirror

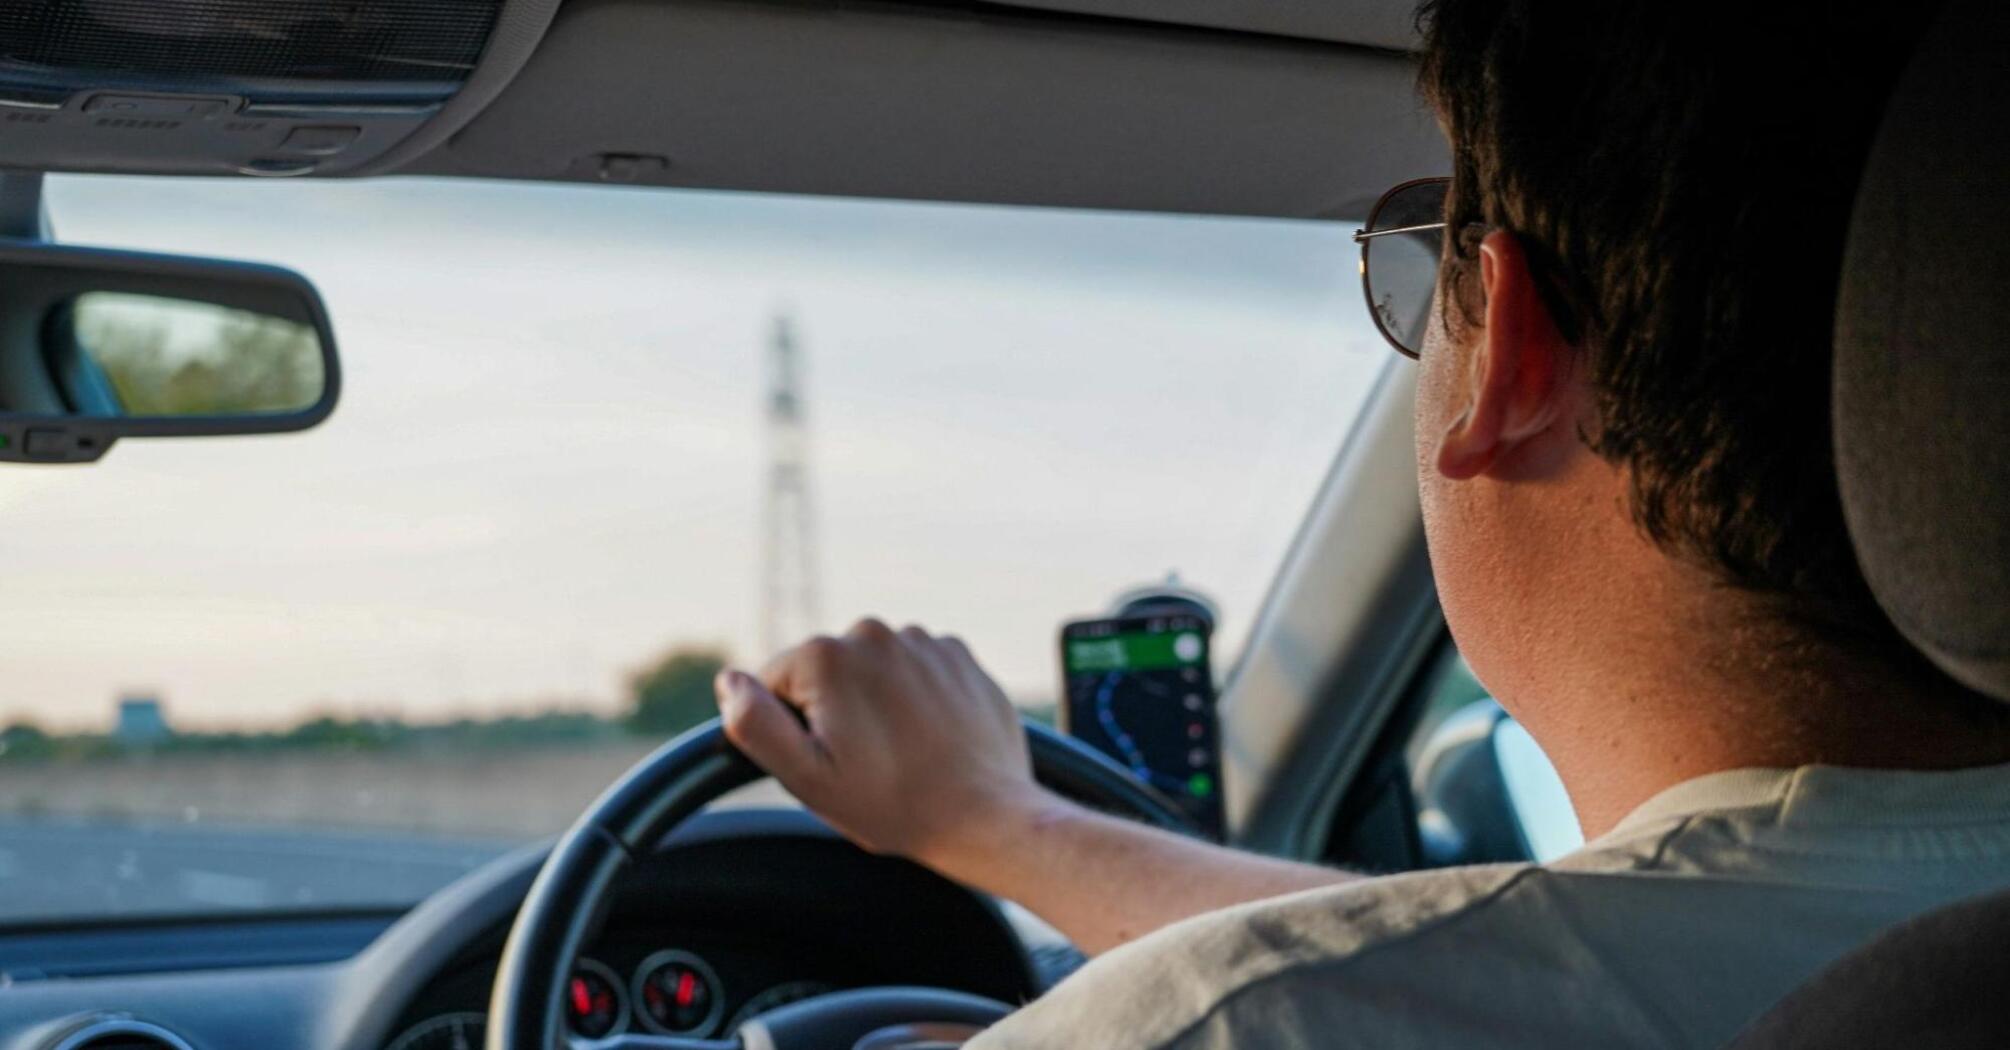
1413;700;1582;865
0;238;340;464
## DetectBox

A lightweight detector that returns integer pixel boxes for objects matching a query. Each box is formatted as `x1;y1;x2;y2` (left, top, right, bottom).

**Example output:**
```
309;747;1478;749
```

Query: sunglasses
1353;177;1453;359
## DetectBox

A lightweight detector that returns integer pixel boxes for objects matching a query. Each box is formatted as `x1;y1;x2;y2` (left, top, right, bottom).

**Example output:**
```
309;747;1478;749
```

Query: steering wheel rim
487;717;1198;1050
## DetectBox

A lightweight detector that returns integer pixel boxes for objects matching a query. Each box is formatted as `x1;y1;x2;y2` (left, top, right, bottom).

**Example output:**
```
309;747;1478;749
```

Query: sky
1;175;1385;731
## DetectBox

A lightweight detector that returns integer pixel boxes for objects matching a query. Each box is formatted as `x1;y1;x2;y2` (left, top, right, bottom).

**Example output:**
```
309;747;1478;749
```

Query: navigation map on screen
1061;613;1225;838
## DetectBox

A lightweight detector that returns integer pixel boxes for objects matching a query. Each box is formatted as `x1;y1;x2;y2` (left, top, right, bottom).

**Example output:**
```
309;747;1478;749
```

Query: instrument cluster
384;950;835;1049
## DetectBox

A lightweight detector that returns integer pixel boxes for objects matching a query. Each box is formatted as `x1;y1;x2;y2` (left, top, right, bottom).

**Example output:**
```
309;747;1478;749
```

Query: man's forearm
921;791;1355;955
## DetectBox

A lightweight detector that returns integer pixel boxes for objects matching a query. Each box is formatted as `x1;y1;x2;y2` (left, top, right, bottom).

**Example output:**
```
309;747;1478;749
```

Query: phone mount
1108;577;1218;629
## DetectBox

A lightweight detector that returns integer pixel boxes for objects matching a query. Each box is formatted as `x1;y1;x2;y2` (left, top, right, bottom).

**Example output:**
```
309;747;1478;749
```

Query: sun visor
407;0;1444;218
987;0;1420;51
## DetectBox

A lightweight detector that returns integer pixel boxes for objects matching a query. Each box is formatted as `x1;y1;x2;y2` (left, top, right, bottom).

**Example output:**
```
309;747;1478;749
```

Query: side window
1493;717;1582;861
1404;648;1582;864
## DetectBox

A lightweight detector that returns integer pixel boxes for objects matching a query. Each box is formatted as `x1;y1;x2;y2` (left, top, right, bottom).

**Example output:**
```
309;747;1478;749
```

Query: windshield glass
0;176;1383;923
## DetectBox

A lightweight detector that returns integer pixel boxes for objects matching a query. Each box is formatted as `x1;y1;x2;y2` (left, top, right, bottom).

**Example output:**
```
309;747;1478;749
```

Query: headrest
1834;0;2010;699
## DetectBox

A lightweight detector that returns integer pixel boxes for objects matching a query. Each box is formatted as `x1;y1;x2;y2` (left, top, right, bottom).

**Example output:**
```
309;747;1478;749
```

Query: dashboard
376;817;1042;1048
0;810;1066;1050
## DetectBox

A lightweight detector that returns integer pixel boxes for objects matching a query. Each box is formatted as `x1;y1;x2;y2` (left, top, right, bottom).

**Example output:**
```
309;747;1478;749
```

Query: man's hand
714;618;1058;868
715;618;1351;954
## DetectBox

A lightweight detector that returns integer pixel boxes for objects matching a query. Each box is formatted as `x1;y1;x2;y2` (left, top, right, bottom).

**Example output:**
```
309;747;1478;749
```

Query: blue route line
1094;671;1191;795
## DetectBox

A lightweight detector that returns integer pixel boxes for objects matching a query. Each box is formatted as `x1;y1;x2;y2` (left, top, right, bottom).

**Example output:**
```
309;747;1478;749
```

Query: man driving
711;2;2010;1046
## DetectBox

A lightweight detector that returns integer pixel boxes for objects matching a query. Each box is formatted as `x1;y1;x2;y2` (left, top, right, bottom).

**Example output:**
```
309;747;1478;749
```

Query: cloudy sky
1;175;1385;731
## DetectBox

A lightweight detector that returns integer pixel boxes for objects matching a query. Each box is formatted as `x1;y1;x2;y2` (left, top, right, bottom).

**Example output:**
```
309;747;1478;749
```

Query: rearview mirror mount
0;237;341;464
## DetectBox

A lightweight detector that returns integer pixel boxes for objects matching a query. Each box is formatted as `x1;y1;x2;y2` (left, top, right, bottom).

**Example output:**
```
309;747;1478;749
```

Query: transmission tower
759;312;822;657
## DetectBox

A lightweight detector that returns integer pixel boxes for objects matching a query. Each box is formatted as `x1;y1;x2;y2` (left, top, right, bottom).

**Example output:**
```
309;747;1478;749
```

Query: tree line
0;645;730;762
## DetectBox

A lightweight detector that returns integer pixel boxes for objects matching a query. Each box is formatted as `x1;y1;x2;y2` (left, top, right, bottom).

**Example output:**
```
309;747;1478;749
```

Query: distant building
115;696;172;746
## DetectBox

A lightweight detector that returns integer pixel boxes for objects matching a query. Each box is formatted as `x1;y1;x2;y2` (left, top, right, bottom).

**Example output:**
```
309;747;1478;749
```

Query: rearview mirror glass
0;238;341;463
67;292;327;418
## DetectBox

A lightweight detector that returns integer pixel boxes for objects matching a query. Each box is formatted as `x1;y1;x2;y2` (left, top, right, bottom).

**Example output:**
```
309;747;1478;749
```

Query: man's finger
758;635;840;713
937;634;977;668
846;617;896;645
897;624;953;673
715;668;825;784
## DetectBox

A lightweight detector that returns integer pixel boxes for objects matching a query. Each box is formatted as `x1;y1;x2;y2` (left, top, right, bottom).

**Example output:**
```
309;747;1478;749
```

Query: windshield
0;176;1383;923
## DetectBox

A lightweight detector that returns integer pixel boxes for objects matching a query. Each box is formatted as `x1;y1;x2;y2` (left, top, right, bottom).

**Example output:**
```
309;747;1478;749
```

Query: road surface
0;819;520;923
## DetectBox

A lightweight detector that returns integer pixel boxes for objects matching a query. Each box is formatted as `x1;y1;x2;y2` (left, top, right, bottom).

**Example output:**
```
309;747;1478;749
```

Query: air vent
47;1017;197;1050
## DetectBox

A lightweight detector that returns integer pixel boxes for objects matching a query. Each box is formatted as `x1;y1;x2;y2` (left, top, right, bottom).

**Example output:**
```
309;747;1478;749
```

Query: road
0;819;520;923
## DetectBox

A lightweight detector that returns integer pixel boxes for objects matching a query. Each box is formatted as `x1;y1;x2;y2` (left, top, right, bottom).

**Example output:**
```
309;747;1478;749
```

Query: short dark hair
1416;2;1935;651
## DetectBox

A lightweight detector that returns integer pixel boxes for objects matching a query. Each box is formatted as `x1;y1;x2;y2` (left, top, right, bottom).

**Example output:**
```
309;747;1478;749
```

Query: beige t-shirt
972;762;2010;1050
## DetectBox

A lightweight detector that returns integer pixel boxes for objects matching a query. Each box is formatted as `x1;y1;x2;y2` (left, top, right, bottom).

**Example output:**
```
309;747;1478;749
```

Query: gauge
725;980;836;1031
384;1012;485;1050
569;957;628;1039
632;949;725;1036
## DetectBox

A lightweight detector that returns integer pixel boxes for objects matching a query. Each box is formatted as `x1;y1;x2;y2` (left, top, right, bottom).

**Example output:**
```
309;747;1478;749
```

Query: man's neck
1505;559;2010;839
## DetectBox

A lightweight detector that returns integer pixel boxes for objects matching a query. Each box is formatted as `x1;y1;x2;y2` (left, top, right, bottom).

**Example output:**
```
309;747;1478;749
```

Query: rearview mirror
0;239;339;463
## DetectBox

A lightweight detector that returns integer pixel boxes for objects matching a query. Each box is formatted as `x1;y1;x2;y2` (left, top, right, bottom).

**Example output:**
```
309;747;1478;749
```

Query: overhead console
0;0;557;177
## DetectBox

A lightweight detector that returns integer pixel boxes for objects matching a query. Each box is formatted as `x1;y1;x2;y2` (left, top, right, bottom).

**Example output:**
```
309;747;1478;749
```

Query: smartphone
1058;612;1226;839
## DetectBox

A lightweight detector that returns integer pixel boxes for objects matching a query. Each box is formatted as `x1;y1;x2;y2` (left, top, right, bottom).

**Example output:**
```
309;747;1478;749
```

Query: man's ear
1435;230;1574;481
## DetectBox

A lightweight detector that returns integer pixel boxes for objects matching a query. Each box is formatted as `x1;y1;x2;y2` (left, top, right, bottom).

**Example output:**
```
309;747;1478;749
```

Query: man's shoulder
971;864;1540;1050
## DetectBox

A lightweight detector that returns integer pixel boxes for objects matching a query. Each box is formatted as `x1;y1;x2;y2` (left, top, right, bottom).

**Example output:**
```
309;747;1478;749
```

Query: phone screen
1059;613;1225;838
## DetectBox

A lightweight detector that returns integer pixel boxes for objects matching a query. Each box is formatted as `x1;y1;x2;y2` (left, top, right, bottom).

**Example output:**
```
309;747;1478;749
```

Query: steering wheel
487;717;1198;1050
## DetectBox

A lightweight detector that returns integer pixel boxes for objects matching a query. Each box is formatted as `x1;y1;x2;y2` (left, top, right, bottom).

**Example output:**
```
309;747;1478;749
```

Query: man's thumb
714;668;822;783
